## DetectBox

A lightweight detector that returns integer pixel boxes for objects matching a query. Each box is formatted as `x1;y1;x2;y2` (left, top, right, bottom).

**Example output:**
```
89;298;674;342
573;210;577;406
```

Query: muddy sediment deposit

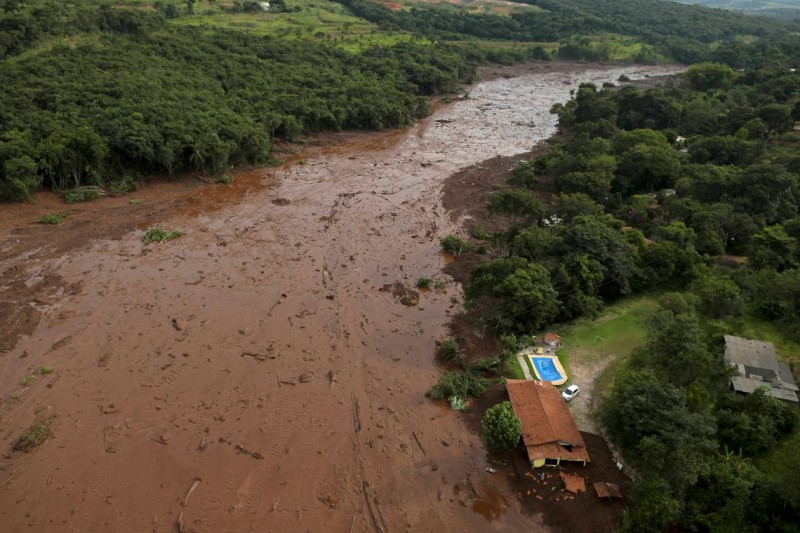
0;62;681;532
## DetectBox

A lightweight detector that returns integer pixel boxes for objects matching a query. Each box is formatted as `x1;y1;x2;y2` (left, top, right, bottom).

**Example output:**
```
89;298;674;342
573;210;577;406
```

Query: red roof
506;380;589;463
544;332;561;343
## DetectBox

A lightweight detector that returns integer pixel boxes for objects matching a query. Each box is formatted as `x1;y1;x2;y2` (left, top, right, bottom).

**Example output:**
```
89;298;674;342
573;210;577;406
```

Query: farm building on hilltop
506;379;590;467
724;335;798;403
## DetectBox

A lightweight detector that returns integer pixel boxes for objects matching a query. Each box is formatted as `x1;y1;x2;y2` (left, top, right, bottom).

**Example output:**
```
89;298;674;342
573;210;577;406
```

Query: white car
562;384;580;402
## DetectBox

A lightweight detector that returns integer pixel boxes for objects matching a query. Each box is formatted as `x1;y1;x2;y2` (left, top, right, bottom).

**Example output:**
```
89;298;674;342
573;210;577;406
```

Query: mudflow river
0;63;681;532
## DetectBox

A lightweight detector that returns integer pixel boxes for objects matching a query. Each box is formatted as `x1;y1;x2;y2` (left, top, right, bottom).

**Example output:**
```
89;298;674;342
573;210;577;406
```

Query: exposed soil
0;61;680;532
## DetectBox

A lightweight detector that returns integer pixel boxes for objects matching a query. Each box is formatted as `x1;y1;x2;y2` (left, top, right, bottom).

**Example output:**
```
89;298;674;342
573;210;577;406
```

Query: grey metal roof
725;335;799;402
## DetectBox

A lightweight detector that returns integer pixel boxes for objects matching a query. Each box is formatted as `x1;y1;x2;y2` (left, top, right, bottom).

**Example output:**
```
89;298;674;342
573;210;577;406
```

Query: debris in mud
242;350;275;363
171;318;185;331
318;493;339;509
298;372;314;383
380;282;420;307
435;119;454;124
13;422;51;452
234;444;264;460
181;477;202;507
272;197;292;206
327;369;337;386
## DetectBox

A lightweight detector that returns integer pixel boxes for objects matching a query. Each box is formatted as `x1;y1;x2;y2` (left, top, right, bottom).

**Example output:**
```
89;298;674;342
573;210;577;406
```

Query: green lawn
555;292;662;394
557;293;661;364
740;313;800;362
506;355;526;380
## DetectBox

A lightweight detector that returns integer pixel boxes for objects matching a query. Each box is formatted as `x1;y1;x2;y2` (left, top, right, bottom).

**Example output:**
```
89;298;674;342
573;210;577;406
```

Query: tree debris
234;444;264;460
182;477;201;507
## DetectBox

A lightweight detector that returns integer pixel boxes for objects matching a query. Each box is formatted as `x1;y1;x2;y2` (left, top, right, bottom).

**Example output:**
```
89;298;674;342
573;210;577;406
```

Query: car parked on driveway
562;384;579;402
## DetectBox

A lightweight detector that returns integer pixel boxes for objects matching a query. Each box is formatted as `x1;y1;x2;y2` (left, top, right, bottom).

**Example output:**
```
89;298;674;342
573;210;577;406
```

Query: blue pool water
532;357;564;382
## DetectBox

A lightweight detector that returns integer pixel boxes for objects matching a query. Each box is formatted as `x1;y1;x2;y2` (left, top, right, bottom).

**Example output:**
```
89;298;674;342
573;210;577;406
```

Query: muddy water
0;63;681;532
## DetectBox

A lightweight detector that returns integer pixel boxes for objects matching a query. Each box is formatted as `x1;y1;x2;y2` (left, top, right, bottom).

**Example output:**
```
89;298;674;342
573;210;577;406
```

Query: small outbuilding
724;335;798;403
506;379;589;467
543;332;562;348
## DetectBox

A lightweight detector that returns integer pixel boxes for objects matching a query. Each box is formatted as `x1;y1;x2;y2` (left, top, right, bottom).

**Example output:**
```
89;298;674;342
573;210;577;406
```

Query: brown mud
0;61;681;532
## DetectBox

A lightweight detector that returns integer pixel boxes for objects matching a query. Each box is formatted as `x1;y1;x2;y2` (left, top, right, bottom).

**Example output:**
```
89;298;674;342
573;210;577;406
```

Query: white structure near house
724;335;798;403
259;1;270;11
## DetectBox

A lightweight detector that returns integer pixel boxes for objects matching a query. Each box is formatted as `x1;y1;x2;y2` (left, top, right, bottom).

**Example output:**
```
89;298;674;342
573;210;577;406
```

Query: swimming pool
531;356;567;384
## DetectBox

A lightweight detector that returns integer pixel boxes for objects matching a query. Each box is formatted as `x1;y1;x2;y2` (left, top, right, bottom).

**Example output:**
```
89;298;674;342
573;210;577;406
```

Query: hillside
671;0;800;18
1;0;799;201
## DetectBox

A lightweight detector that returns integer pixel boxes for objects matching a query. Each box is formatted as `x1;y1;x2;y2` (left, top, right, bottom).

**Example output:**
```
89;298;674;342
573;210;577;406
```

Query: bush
427;371;491;400
471;226;492;240
437;338;462;364
13;423;50;452
143;228;183;244
441;235;471;255
64;186;102;204
416;276;433;289
35;213;65;225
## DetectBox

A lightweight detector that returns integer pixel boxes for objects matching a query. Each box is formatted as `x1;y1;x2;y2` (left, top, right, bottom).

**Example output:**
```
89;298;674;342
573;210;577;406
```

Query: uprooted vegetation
143;228;183;245
13;422;51;452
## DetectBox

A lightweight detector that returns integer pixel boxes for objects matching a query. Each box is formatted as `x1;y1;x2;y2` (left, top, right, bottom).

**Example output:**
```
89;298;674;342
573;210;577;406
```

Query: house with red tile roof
506;379;589;467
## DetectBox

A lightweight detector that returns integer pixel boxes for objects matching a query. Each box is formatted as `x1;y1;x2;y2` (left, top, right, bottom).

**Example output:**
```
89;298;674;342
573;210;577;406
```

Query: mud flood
0;62;681;532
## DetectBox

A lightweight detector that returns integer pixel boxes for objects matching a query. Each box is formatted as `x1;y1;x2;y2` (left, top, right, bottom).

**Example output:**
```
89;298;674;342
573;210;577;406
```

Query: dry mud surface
0;62;681;532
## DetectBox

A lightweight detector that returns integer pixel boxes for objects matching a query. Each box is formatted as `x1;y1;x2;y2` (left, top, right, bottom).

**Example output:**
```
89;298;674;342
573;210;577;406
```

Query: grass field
739;314;800;362
557;293;661;364
506;355;526;380
554;293;661;397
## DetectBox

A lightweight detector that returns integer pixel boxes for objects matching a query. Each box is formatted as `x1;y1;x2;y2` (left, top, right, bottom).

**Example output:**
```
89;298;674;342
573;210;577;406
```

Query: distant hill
668;0;800;18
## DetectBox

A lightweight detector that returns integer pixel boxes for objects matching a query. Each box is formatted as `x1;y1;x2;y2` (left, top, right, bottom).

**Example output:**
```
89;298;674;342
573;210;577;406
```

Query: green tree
481;401;521;451
487;188;548;226
749;224;798;271
685;62;735;92
562;215;640;297
555;192;604;222
690;273;744;319
493;262;559;332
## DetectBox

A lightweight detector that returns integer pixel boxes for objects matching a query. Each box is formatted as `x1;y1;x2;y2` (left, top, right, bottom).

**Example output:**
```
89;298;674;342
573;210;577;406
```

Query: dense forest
336;0;798;63
448;42;800;531
0;3;473;201
2;0;800;201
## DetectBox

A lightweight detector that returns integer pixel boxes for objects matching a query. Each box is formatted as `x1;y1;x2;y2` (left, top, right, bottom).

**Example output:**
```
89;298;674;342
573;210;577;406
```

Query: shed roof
725;335;798;402
506;380;589;463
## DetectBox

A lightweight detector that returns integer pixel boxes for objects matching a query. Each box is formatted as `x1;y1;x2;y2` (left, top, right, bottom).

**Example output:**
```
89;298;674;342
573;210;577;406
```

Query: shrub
143;228;183;244
441;235;471;255
471;226;491;240
13;423;50;452
64;186;103;204
213;174;231;184
437;338;461;364
416;277;433;289
427;371;491;400
39;366;54;375
106;177;137;194
35;213;65;225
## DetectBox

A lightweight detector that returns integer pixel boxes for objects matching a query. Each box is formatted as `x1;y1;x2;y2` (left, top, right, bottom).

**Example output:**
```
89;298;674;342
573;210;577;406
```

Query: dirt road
0;62;681;532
